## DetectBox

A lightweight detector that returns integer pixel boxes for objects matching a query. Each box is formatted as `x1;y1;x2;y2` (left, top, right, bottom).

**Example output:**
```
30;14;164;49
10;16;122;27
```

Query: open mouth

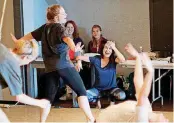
105;52;110;55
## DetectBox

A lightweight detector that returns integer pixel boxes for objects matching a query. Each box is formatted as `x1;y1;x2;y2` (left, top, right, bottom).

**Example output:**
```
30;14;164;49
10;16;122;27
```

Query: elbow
76;56;80;60
120;58;126;63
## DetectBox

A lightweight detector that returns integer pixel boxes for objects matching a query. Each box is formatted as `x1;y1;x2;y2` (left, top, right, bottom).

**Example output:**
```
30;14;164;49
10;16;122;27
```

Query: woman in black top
12;4;95;123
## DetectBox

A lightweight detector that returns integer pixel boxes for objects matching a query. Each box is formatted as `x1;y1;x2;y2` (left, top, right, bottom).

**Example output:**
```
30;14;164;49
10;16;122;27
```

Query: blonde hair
14;40;33;55
47;4;62;21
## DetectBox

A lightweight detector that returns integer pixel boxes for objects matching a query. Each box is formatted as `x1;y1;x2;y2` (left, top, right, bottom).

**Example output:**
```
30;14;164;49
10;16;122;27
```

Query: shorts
0;59;23;96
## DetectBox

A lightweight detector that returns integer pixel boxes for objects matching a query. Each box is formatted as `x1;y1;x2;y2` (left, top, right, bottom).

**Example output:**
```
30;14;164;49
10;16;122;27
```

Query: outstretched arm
11;33;34;43
63;37;75;51
76;56;90;62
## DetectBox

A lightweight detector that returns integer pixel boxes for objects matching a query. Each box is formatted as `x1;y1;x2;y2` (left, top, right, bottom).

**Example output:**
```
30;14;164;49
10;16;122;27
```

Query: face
65;23;74;36
21;41;32;55
92;27;101;40
103;43;113;58
58;7;67;24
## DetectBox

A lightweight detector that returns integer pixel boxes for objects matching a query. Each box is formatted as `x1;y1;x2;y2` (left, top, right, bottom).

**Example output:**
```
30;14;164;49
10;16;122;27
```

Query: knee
76;90;87;97
15;94;23;102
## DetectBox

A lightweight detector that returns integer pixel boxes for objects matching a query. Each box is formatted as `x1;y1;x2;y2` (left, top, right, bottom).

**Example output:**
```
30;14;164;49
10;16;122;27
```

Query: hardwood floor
1;99;173;122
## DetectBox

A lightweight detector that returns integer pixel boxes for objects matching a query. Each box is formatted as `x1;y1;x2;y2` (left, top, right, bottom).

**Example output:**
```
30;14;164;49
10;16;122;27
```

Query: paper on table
123;60;169;65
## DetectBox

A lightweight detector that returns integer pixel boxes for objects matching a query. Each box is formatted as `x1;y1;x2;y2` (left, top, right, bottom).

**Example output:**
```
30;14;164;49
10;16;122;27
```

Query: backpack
116;73;136;99
126;72;136;99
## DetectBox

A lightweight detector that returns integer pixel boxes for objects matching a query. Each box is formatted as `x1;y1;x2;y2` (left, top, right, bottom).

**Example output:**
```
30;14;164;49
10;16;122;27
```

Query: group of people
0;4;168;123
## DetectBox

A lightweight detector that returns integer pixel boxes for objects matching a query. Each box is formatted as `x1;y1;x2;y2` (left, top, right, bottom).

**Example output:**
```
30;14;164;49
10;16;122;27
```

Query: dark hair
99;42;116;63
65;20;79;39
47;4;62;21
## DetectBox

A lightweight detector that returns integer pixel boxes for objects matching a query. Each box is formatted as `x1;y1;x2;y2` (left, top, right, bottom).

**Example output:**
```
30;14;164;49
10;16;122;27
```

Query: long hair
91;25;103;47
65;20;79;39
99;42;116;63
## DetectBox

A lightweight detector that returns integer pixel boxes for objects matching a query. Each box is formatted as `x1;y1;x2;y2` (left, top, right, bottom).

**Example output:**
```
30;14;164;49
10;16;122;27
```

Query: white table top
32;57;174;69
119;60;174;69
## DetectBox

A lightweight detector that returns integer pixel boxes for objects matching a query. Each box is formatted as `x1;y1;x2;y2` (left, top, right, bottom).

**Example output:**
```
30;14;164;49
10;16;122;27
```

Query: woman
64;20;85;60
77;41;126;107
97;44;168;122
88;25;107;53
0;39;49;122
65;20;84;46
12;4;95;123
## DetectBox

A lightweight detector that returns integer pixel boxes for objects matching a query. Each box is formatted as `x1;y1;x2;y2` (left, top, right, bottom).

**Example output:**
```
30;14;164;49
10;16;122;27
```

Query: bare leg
78;96;95;123
40;103;51;123
125;44;152;109
125;43;143;98
16;94;51;123
0;108;10;122
16;94;50;108
137;53;154;106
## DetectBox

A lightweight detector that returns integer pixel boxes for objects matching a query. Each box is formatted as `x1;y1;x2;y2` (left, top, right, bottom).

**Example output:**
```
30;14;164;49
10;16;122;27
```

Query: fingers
10;33;18;42
80;45;84;49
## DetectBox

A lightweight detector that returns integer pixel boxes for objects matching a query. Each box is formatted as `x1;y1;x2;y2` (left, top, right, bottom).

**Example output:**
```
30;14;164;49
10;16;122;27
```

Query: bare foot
140;53;154;72
40;99;50;109
40;103;51;123
125;43;139;58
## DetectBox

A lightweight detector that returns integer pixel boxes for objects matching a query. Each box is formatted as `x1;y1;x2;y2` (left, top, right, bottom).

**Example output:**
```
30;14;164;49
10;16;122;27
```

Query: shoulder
88;40;93;45
38;24;47;30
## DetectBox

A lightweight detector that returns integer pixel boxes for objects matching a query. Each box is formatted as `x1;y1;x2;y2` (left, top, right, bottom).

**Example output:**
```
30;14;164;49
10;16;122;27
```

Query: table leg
27;64;38;98
158;69;163;106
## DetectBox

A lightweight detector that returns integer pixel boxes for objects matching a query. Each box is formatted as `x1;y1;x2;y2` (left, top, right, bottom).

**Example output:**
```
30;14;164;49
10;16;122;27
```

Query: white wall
0;0;14;47
58;0;150;75
23;0;48;34
59;0;150;55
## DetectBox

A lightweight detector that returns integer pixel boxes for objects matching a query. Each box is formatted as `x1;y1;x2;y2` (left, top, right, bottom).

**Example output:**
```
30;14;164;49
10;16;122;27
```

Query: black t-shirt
31;23;70;72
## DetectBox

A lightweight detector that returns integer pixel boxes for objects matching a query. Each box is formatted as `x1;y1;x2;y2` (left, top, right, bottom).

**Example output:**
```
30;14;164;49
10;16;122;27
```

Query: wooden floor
1;100;173;122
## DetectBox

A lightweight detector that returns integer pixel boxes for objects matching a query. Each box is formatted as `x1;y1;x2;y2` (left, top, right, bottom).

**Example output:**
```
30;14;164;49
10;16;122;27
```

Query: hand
107;41;116;50
75;60;83;72
10;33;18;42
75;42;84;52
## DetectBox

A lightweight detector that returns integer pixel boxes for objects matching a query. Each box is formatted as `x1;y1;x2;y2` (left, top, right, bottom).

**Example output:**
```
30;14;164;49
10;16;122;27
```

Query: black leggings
39;67;86;103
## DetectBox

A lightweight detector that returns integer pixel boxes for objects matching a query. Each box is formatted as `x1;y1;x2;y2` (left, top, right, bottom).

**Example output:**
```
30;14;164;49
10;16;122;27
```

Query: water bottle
139;46;143;53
